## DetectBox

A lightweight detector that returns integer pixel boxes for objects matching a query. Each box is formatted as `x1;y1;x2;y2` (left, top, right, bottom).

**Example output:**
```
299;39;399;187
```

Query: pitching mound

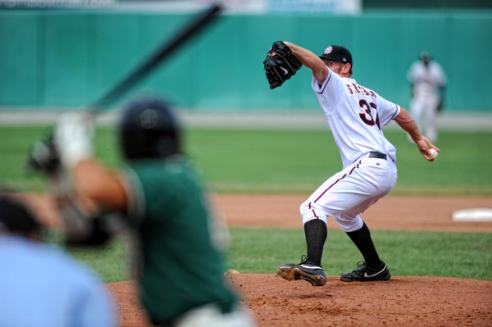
107;274;492;327
104;195;492;327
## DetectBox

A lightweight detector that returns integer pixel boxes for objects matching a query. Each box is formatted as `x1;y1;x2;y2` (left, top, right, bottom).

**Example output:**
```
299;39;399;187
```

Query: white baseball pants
300;154;397;232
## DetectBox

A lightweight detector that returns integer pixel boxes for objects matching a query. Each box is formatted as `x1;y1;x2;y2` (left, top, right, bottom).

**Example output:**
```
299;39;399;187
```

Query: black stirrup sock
304;219;327;267
346;222;382;269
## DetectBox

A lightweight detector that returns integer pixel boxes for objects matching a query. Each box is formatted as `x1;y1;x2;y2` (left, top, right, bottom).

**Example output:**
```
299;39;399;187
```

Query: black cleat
340;261;391;282
277;256;327;286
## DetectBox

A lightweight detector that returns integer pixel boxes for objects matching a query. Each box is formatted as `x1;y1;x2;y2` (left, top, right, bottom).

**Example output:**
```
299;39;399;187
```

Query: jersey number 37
359;99;381;130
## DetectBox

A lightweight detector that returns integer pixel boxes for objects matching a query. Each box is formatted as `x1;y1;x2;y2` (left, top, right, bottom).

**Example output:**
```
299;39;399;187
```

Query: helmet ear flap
119;98;181;161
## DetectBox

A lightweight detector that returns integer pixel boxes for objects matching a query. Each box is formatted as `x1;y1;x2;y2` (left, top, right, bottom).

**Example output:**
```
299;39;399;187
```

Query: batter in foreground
46;98;258;326
271;42;440;286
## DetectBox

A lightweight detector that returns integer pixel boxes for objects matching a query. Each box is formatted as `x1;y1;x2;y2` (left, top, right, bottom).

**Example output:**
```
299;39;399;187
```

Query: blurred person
270;42;438;286
0;195;117;327
31;97;257;327
406;51;447;143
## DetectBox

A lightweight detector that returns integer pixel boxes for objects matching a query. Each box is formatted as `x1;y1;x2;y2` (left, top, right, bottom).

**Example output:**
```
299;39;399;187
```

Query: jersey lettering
346;83;378;99
346;84;354;94
358;99;381;130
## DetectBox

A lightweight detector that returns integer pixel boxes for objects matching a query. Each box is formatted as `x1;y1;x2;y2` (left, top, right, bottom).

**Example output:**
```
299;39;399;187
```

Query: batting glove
54;112;95;169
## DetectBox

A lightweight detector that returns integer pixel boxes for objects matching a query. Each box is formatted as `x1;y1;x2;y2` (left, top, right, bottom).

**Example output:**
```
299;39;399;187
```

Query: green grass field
1;125;492;282
65;228;492;283
1;126;492;195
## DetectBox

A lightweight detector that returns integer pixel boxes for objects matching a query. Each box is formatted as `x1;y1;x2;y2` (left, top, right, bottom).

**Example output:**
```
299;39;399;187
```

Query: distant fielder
263;41;439;286
407;51;447;144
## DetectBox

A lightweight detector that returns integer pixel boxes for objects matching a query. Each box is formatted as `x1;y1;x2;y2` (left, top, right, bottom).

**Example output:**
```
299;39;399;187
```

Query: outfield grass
1;126;492;195
185;128;492;195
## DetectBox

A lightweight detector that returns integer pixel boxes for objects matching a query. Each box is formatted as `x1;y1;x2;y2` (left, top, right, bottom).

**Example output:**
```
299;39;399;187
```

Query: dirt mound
107;274;492;327
230;274;492;327
105;195;492;327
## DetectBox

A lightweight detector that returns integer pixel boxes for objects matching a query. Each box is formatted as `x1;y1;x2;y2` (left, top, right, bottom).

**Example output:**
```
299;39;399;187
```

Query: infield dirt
105;194;492;327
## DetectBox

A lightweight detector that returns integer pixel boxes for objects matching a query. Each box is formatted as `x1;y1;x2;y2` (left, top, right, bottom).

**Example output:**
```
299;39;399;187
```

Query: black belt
369;151;387;160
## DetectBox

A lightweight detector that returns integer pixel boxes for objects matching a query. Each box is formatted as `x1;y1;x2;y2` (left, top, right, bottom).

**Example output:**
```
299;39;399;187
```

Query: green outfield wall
1;10;491;112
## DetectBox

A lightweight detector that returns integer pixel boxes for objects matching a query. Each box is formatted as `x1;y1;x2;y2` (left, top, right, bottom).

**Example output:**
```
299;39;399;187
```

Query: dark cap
0;197;41;235
319;45;353;66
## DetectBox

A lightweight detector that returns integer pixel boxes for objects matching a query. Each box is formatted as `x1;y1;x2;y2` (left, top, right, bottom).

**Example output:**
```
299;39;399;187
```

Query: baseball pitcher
264;41;439;286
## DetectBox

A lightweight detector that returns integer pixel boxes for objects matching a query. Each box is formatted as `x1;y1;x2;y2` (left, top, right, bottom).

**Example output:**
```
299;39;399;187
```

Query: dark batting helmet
119;97;181;160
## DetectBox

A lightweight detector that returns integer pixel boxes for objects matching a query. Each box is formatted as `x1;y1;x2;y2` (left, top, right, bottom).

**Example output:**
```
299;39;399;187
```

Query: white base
452;208;492;222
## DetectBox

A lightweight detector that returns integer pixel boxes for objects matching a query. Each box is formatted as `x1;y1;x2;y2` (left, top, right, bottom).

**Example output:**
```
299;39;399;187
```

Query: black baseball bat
89;3;223;115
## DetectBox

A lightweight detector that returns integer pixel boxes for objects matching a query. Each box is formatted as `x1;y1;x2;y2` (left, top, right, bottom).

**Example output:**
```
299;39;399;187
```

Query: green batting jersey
122;156;237;324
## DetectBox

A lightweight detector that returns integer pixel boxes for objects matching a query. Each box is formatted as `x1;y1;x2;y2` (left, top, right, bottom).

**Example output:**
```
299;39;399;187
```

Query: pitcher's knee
300;201;327;225
300;200;315;218
334;215;363;232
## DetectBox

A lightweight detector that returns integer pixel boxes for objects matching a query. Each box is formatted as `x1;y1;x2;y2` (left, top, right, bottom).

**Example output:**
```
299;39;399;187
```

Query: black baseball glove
263;41;302;89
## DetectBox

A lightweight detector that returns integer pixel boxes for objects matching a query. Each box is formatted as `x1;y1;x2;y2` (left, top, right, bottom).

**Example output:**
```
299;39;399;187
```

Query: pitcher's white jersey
312;70;400;168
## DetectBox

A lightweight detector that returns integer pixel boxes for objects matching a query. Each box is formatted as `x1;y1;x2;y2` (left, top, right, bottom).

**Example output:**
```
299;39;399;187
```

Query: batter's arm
72;159;128;212
283;42;328;84
394;107;440;161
